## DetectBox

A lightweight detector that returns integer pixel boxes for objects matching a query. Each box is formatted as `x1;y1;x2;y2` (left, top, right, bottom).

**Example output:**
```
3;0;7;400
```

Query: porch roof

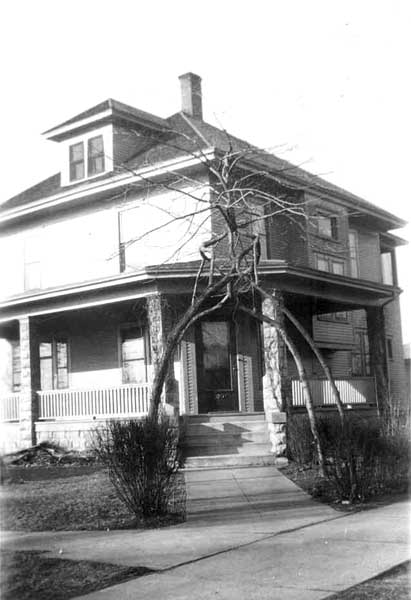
0;259;398;323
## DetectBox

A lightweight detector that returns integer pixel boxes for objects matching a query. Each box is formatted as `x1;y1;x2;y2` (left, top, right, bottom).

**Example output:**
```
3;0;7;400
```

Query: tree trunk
239;304;326;477
282;306;345;426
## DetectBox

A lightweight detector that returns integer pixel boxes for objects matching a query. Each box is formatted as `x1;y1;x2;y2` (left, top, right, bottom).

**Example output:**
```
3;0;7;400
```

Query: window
121;327;147;384
318;311;348;322
315;253;345;275
69;142;85;181
348;230;359;278
386;337;393;361
39;339;69;390
352;329;370;376
11;341;21;392
69;135;105;182
24;235;42;290
381;252;394;285
87;135;105;176
313;214;338;239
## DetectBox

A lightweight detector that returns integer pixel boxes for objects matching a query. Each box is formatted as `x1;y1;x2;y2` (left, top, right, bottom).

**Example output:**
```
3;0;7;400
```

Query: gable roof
1;103;407;231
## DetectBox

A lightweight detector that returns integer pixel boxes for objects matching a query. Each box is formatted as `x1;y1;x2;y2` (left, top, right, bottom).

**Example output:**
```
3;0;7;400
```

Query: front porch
0;372;377;452
0;284;387;454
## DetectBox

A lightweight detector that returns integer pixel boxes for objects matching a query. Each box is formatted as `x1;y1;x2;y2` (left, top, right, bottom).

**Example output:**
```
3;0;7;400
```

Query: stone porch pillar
146;294;179;416
19;316;41;447
366;306;389;415
262;290;290;457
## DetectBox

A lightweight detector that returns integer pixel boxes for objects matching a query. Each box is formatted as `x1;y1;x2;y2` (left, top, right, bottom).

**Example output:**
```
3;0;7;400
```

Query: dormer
43;99;171;187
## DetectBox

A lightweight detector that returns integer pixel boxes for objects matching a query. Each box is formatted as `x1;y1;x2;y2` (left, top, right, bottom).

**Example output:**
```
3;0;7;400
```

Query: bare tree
115;129;347;470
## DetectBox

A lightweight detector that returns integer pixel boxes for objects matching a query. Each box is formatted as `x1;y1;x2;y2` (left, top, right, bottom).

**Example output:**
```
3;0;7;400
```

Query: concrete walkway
3;465;410;599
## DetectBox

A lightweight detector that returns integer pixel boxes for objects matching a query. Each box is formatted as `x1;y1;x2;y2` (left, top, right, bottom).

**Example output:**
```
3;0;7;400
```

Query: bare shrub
319;414;410;502
286;414;315;466
93;415;186;524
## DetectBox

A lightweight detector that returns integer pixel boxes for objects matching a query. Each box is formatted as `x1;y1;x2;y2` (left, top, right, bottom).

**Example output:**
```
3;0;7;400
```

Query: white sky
0;0;410;342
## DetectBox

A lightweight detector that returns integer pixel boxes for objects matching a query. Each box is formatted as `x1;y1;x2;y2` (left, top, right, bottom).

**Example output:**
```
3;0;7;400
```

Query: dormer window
69;142;85;181
88;135;105;176
68;134;105;182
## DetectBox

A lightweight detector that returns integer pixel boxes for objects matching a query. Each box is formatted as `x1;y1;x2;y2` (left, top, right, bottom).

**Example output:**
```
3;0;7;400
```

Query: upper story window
348;230;359;278
69;142;85;181
69;134;105;182
313;213;338;240
24;235;42;290
381;251;394;285
88;135;105;176
316;253;345;275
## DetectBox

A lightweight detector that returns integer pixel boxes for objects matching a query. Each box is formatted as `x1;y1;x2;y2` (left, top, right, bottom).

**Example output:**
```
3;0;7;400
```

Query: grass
279;462;410;512
326;561;411;599
1;550;151;600
1;466;139;531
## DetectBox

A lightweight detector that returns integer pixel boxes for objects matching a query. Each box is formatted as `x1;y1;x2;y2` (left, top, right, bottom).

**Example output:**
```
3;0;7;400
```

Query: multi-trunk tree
116;133;347;475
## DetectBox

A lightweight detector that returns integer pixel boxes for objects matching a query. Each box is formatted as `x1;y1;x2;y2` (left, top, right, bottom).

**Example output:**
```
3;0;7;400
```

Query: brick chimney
178;72;203;119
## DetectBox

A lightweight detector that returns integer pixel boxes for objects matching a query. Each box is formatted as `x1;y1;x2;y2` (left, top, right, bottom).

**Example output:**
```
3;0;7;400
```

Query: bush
286;414;316;466
287;412;410;503
93;415;186;524
319;414;410;502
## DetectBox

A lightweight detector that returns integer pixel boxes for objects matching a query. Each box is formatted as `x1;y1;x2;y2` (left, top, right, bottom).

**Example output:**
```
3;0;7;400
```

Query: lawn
326;561;411;600
1;550;151;600
1;466;137;531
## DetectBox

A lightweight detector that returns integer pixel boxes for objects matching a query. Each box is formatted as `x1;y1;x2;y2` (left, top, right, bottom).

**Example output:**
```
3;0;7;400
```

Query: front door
196;319;238;412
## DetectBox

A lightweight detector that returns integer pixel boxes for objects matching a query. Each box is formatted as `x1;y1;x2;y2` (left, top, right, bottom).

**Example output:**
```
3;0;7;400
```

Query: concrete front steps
182;412;276;468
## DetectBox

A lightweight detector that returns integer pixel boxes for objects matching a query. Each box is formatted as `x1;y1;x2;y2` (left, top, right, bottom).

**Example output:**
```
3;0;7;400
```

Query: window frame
39;338;69;390
24;235;42;291
11;340;21;393
352;328;371;377
315;253;345;275
348;230;359;278
69;141;85;182
312;212;339;240
317;311;349;323
87;135;105;177
119;325;149;385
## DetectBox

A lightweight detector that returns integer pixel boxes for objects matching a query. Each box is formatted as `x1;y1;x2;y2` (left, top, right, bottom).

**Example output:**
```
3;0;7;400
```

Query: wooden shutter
180;327;198;414
236;317;255;412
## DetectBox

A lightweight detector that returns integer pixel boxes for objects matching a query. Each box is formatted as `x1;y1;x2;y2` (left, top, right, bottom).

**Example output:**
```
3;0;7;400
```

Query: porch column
262;290;289;457
146;294;178;415
19;316;40;447
366;306;389;414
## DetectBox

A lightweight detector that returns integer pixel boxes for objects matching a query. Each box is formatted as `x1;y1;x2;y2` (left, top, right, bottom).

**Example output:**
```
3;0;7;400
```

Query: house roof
1;103;407;231
43;98;170;140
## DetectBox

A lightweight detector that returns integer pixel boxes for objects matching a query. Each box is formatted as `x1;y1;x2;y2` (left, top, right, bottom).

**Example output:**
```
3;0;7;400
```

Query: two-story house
0;73;407;463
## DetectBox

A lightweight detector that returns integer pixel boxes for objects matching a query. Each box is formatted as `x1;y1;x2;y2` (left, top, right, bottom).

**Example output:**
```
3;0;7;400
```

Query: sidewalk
3;465;410;599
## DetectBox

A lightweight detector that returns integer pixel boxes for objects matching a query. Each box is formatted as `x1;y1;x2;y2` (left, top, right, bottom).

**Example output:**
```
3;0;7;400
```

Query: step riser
184;455;275;468
185;432;270;445
182;414;272;467
184;422;268;435
182;413;266;424
185;443;272;457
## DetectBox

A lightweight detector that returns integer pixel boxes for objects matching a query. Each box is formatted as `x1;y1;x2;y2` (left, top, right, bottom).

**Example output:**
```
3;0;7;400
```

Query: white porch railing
0;393;21;421
291;377;376;407
38;384;151;420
